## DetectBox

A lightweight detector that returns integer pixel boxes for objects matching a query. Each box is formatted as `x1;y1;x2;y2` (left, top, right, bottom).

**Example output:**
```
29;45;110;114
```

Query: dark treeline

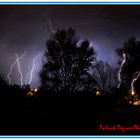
0;28;140;135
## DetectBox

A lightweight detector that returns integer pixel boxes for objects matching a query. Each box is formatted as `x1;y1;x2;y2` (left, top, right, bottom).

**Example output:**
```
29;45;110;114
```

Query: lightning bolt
8;51;42;87
7;57;17;85
7;52;25;85
28;57;36;85
16;53;25;86
117;53;126;88
131;71;140;95
28;53;41;85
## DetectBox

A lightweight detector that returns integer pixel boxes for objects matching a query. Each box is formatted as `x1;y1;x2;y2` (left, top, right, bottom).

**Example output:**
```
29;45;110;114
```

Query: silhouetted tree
40;28;96;92
116;36;140;92
92;61;117;94
82;72;97;92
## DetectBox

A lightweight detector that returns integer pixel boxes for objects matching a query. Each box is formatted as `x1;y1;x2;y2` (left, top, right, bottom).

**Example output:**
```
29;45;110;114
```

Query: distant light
129;101;132;104
26;88;38;97
131;91;135;95
96;91;101;96
34;88;38;92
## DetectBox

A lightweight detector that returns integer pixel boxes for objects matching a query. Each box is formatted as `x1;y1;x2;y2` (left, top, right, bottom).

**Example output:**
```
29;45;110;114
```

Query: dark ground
0;86;140;135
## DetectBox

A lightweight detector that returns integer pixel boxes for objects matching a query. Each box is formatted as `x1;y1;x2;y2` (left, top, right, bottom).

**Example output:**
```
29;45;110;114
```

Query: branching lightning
7;52;25;85
28;53;41;85
7;51;43;87
131;71;140;95
7;57;17;85
16;53;25;86
117;53;126;88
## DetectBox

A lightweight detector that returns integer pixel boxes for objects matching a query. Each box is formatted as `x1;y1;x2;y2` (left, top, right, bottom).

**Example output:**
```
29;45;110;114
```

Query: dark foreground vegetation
0;85;140;135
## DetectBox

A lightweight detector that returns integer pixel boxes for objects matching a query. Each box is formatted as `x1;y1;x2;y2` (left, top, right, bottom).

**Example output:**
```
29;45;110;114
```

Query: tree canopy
40;28;96;92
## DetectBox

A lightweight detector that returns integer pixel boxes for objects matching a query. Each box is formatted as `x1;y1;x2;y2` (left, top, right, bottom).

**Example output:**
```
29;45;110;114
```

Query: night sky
0;5;140;87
